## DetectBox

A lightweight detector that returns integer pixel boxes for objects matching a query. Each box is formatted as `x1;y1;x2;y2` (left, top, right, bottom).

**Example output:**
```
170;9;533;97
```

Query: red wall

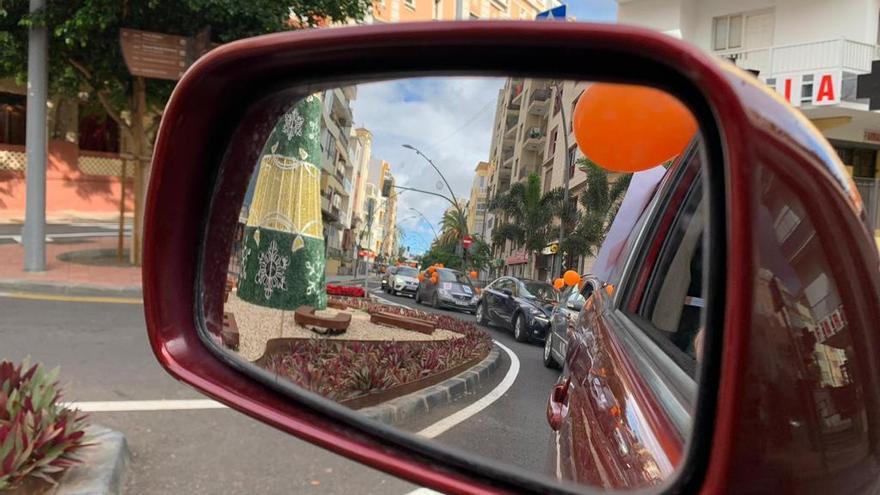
0;141;133;221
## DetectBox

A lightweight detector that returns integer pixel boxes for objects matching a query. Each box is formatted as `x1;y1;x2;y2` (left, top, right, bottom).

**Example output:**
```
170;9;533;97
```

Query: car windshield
520;281;558;302
397;267;418;277
438;269;471;285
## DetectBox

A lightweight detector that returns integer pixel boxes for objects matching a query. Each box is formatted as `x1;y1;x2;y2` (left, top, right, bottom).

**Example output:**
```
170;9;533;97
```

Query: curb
359;345;503;426
56;425;129;495
0;279;143;298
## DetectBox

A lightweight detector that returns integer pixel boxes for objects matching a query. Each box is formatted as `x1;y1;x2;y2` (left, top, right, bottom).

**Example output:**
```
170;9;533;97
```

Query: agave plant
0;359;88;490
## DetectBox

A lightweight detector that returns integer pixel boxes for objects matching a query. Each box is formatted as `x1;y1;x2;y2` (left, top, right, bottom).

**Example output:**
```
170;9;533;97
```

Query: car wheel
543;332;558;369
513;313;528;342
475;302;488;325
415;290;422;304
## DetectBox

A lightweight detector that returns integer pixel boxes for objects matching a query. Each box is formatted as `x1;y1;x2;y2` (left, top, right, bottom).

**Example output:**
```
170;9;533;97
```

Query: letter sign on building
775;75;802;107
812;71;841;106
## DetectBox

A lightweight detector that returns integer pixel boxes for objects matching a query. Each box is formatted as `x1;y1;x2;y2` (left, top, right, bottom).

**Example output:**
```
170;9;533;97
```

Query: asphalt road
0;280;562;493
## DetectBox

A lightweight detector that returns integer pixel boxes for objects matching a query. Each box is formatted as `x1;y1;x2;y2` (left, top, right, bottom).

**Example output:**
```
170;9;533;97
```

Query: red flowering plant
0;360;88;490
325;285;366;298
264;301;492;401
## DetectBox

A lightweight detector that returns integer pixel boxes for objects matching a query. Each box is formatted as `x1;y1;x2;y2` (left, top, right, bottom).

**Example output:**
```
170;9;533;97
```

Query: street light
401;144;467;237
408;207;439;239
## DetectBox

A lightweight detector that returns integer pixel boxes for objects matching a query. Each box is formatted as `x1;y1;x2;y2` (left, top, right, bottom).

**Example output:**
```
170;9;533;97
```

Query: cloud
351;77;504;255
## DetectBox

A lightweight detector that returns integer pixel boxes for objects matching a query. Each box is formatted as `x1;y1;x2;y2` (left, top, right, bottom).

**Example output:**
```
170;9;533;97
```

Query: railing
855;178;880;235
717;38;880;77
529;88;551;102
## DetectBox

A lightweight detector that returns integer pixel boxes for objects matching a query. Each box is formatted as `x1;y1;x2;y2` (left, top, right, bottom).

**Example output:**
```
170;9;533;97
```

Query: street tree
437;208;468;248
559;158;631;267
488;172;559;279
0;0;370;262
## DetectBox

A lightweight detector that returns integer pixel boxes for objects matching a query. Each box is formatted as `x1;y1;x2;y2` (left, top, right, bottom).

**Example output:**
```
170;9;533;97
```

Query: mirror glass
205;76;707;491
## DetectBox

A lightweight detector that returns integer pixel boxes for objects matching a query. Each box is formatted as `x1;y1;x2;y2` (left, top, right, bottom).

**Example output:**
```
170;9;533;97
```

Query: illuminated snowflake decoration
282;108;304;141
255;240;289;299
306;120;320;141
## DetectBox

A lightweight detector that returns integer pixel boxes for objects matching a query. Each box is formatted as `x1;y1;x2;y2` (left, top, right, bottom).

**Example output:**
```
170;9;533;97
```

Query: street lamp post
408;207;439;240
401;144;468;237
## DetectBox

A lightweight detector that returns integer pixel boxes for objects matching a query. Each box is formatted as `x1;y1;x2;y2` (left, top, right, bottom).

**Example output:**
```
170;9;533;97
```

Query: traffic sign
536;5;566;21
461;235;473;249
120;29;189;80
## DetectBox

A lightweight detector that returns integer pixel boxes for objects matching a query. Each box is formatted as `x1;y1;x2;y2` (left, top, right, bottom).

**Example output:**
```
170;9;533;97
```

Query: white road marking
404;489;443;495
65;399;227;412
418;340;520;439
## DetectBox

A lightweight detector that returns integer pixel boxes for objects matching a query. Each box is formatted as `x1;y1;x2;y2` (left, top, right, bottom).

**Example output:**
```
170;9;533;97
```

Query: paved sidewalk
0;236;141;295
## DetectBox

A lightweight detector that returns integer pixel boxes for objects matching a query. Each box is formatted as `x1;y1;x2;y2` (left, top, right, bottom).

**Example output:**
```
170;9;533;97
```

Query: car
543;274;595;369
415;268;478;313
386;265;420;296
475;276;558;343
380;265;396;290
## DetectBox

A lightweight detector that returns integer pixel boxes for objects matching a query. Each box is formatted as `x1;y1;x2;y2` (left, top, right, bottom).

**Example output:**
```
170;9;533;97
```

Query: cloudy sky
349;1;617;255
352;77;503;254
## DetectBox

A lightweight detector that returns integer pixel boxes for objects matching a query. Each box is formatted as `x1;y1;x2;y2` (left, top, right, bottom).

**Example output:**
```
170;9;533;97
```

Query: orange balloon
573;83;697;173
417;272;425;282
437;263;444;268
427;266;436;274
553;278;564;290
469;271;478;278
563;270;580;287
431;273;439;284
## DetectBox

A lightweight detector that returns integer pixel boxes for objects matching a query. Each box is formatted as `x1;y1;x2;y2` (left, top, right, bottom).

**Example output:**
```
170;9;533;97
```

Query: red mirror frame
144;21;752;494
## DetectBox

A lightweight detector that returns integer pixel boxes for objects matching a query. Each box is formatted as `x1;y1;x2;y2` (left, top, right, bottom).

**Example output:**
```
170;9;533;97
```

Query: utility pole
554;81;572;279
23;0;48;272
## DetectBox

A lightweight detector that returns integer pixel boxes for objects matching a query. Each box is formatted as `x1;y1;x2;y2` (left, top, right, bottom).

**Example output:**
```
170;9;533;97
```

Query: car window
397;267;418;277
438;269;470;285
566;282;590;308
622;150;705;373
521;281;558;302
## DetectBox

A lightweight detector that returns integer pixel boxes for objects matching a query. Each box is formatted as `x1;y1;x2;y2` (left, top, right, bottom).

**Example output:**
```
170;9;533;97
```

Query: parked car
475;277;558;343
415;268;478;313
543;274;595;369
386;265;420;296
380;265;396;289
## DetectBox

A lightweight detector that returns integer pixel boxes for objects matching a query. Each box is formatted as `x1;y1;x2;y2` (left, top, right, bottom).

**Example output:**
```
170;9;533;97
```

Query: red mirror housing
144;21;880;494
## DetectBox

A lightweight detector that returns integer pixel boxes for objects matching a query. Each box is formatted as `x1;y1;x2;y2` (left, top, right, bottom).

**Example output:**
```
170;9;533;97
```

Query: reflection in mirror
208;77;706;491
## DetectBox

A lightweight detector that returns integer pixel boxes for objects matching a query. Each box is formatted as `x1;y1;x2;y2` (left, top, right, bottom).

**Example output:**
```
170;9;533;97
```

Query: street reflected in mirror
207;77;706;491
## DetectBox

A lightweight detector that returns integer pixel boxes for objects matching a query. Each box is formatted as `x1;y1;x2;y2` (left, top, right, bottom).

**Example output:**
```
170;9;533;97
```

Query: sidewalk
0;236;142;296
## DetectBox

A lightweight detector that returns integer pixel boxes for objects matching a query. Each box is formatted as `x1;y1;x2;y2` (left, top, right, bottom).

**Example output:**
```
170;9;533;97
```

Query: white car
386;266;420;296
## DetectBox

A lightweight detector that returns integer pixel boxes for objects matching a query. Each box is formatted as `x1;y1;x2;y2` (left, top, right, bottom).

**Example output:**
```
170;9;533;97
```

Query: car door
481;277;505;322
551;147;703;489
497;278;519;325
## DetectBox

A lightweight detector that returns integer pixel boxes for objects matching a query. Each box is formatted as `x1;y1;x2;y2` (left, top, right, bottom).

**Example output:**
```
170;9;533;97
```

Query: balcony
523;127;545;151
527;88;551;116
330;91;353;128
717;38;880;79
504;124;518;142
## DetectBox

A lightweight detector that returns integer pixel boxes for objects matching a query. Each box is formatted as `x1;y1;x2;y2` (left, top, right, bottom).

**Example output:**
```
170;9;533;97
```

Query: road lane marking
0;291;142;305
65;399;227;412
404;489;442;495
418;340;520;439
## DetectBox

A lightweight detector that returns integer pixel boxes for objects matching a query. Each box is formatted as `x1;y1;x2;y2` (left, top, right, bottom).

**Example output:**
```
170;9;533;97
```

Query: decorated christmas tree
237;94;327;310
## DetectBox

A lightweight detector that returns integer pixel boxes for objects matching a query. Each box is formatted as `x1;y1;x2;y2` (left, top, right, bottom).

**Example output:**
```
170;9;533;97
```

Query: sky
349;1;618;256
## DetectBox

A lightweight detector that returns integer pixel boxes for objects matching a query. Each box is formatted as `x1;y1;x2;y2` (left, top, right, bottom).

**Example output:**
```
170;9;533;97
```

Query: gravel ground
226;292;462;361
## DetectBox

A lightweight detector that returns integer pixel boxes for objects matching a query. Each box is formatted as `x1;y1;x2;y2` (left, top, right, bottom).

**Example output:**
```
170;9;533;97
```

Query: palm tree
437;208;468;248
558;158;631;267
489;172;560;279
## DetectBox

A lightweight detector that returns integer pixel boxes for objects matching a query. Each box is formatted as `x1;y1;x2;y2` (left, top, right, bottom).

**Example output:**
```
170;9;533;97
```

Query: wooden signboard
120;28;189;81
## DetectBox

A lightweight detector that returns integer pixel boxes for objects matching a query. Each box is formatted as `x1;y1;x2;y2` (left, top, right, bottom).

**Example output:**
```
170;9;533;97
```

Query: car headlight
530;308;549;321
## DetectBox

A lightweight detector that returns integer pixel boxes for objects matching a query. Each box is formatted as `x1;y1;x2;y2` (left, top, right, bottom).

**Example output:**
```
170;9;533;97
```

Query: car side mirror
143;19;880;495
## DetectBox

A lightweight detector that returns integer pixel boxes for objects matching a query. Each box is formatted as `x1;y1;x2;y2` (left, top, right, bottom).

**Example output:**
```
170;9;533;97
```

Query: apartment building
319;87;357;273
369;0;552;23
361;182;387;255
619;0;880;229
466;161;490;237
348;128;373;258
486;77;599;279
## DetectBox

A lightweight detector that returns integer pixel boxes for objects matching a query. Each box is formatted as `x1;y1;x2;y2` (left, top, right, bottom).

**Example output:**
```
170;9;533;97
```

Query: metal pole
402;144;468;238
117;160;127;261
409;207;439;239
555;82;572;279
23;0;48;272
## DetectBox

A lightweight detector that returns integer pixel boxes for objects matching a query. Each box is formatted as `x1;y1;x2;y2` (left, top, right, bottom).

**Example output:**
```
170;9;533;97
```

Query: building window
544;168;552;194
713;14;744;50
404;0;415;9
567;145;577;179
433;0;442;19
548;126;558;157
78;112;120;153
